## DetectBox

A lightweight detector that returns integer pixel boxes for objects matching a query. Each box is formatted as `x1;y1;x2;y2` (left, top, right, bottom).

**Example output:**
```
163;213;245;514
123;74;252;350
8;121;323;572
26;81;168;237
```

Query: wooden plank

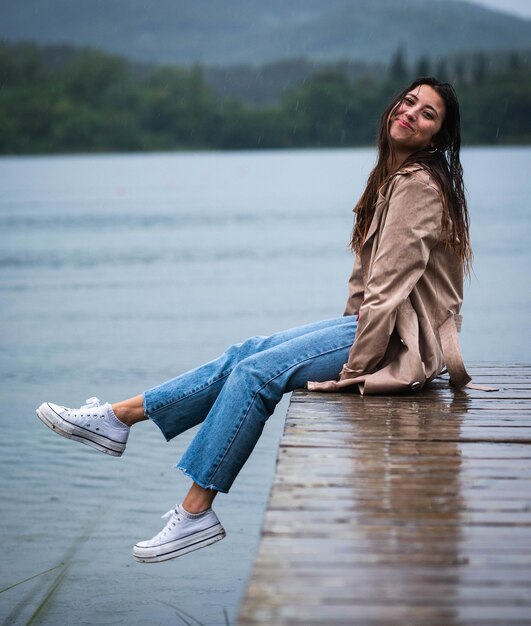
238;364;531;626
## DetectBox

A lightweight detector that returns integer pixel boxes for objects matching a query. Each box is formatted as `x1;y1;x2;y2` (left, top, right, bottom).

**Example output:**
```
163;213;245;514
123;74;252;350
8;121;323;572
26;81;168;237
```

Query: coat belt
439;315;498;392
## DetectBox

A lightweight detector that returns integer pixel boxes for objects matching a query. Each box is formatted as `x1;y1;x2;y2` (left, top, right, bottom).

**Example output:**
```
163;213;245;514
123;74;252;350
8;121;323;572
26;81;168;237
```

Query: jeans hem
143;393;172;442
176;464;228;494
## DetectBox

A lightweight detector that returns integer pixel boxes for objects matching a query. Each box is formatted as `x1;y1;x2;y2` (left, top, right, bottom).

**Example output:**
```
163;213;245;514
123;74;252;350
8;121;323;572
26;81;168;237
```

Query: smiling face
388;84;446;160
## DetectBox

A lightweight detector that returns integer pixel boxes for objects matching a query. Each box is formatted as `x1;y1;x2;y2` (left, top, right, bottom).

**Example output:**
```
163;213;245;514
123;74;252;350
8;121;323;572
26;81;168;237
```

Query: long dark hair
351;77;472;274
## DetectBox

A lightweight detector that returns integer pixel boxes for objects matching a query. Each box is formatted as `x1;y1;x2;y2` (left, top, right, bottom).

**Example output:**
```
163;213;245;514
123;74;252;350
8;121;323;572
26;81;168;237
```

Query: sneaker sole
36;403;125;457
133;523;226;563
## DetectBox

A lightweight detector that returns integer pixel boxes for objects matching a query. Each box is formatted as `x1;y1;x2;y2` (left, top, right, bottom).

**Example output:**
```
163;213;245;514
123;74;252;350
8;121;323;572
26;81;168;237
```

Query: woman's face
388;84;446;155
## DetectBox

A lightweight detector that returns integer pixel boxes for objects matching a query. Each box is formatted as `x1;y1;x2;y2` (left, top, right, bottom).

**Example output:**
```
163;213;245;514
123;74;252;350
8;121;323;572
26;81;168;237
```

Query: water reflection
338;385;470;625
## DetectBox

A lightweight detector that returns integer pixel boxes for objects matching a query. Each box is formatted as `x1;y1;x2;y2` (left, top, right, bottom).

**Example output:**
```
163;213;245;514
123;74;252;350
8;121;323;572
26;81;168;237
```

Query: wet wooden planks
238;364;531;626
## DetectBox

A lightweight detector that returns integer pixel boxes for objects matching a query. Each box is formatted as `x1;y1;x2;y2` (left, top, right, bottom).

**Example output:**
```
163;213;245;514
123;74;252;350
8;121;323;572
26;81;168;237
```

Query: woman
36;77;474;564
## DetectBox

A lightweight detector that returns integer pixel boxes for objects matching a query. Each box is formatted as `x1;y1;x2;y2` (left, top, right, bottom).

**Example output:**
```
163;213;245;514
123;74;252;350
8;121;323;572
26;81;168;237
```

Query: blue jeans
143;316;357;493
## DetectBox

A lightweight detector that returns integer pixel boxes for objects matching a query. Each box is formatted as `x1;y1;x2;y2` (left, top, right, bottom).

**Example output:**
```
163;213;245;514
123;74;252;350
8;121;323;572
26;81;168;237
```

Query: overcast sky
465;0;531;19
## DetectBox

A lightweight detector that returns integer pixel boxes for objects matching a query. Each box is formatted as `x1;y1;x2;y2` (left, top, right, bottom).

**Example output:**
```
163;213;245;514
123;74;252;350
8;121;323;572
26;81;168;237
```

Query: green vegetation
1;41;530;154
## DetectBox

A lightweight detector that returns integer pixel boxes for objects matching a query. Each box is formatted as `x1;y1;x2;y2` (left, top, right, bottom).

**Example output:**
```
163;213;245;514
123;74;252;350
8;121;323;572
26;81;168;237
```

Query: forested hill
2;0;531;66
2;39;530;154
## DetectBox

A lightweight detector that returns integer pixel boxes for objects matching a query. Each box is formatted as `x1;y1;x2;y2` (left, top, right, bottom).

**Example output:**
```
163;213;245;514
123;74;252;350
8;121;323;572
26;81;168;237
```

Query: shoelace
82;397;101;409
67;397;103;419
154;508;183;540
161;508;175;520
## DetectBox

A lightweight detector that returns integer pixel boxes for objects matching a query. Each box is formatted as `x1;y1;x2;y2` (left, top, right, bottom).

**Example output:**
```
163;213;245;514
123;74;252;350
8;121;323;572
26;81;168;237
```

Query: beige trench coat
308;165;478;395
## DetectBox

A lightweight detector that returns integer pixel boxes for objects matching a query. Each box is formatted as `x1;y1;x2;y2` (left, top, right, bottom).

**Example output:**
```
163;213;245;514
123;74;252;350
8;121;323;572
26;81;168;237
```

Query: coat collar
361;165;426;248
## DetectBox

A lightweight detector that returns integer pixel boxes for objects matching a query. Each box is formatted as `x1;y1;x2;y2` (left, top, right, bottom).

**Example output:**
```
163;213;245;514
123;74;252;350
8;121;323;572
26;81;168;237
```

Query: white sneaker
36;397;129;457
133;504;226;563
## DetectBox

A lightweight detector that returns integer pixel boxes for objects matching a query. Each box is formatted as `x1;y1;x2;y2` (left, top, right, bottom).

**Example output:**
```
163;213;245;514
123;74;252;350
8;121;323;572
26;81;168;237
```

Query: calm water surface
1;147;530;625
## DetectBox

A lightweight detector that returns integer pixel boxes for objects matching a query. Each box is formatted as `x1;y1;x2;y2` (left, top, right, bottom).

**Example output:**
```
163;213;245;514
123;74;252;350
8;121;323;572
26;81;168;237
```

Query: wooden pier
239;364;531;626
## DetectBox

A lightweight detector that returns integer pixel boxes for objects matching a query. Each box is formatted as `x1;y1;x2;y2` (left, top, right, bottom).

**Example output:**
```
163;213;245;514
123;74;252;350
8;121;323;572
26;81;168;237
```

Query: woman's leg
133;316;356;563
112;395;146;426
143;316;354;441
182;481;217;513
177;316;357;494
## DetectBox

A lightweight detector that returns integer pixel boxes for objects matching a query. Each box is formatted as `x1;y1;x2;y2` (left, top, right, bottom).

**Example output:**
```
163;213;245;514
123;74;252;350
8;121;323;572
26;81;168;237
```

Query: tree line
1;41;530;154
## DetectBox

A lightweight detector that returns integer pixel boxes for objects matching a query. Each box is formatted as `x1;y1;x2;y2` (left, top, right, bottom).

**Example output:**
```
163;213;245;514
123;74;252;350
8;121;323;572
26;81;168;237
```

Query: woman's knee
229;352;270;385
228;354;286;406
223;335;269;361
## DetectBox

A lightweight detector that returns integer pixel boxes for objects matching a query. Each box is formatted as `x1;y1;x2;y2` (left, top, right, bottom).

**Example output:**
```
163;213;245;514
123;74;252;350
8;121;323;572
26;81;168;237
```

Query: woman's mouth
397;119;414;131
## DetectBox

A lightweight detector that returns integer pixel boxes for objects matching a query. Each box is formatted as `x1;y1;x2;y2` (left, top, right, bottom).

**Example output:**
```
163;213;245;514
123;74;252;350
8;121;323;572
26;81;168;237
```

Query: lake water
1;147;530;625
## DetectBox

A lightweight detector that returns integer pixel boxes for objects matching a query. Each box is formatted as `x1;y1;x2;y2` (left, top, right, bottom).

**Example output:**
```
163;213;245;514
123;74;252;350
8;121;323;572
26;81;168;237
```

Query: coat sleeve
343;253;364;316
342;173;443;377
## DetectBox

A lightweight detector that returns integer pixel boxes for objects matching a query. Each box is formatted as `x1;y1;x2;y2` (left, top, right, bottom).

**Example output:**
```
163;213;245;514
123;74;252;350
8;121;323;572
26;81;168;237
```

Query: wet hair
351;77;471;274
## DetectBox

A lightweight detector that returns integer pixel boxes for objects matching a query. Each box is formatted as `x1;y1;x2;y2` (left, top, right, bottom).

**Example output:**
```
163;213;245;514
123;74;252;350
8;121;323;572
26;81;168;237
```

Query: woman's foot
133;503;226;563
36;397;129;457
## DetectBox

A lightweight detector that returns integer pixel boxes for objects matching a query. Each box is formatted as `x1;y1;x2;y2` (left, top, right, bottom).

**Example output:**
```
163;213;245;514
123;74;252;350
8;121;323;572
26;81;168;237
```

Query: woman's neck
387;149;412;173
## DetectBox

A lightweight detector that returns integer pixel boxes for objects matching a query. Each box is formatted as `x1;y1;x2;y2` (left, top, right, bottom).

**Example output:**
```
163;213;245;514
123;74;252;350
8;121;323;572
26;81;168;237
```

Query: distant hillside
2;0;531;66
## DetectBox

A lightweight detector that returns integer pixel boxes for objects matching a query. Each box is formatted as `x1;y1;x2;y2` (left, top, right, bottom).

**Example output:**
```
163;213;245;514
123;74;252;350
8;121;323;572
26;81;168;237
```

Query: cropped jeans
143;316;357;493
